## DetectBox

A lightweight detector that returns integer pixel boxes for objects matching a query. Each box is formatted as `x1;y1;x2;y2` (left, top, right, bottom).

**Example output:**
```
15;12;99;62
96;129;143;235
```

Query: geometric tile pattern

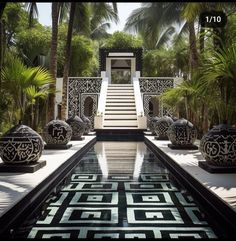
28;173;217;239
26;143;218;239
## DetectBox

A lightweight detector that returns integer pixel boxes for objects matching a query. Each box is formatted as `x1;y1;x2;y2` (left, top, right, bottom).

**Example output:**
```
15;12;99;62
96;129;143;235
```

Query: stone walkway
145;135;236;212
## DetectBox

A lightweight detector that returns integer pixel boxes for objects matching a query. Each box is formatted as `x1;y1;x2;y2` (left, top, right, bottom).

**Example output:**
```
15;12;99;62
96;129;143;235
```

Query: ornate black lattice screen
139;78;174;119
68;77;102;128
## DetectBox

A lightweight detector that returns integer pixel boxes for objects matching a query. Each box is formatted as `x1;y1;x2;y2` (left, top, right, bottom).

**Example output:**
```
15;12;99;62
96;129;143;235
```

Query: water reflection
77;141;168;177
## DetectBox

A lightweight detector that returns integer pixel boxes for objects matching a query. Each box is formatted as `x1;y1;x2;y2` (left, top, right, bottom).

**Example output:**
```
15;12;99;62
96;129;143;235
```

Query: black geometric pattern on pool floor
28;174;217;239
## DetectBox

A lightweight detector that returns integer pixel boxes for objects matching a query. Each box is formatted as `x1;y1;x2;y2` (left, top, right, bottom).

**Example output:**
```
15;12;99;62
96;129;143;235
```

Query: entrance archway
111;59;131;84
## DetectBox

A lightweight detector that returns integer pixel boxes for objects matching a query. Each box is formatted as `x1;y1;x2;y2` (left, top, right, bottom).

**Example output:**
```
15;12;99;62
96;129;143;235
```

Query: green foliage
70;35;95;76
199;44;236;124
1;52;54;125
16;26;51;66
2;3;28;35
102;31;143;48
143;49;175;77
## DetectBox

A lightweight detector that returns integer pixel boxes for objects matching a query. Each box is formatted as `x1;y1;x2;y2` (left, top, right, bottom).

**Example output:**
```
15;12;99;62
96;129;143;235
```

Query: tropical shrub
102;31;143;48
1;52;54;129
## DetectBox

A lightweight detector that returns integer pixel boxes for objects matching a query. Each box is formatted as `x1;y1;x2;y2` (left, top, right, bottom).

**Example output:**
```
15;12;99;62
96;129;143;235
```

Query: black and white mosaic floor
27;142;218;239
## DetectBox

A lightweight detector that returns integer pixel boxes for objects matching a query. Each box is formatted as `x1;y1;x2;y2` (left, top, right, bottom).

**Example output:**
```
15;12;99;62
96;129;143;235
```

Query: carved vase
0;124;44;164
154;116;173;140
199;124;236;166
81;115;92;134
42;120;72;145
149;116;160;135
167;118;197;148
66;115;85;140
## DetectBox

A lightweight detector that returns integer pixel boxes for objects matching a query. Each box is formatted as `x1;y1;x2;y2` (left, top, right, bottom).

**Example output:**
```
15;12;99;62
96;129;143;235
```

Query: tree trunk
0;3;6;20
61;2;76;120
188;21;198;78
47;2;60;122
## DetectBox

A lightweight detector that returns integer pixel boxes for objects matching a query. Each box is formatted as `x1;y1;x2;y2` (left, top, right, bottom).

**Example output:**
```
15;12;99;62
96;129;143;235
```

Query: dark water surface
24;141;220;239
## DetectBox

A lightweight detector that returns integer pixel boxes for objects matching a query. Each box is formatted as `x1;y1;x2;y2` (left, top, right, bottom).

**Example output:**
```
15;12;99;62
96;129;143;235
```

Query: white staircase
103;84;138;129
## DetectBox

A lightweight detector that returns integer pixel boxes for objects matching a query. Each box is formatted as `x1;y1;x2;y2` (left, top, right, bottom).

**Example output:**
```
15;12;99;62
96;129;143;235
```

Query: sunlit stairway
103;84;138;129
103;142;137;174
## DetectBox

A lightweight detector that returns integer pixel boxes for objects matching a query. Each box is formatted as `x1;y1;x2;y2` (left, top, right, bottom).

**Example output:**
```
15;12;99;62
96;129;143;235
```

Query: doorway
111;59;131;84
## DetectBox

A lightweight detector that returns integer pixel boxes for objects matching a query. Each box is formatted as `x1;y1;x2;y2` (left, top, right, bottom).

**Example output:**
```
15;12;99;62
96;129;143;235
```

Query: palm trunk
0;18;6;92
61;2;76;120
0;3;6;19
188;21;198;78
184;96;189;120
47;2;60;122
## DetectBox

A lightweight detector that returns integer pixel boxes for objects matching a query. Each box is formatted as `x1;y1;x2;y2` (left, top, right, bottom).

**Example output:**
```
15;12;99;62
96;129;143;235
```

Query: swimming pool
15;141;222;238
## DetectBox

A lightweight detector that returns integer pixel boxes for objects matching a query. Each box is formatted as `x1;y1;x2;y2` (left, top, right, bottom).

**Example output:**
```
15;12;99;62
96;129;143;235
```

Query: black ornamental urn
154;116;173;140
42;120;72;149
167;118;198;149
0;124;44;164
199;124;236;171
81;115;92;134
149;116;160;135
66;115;85;140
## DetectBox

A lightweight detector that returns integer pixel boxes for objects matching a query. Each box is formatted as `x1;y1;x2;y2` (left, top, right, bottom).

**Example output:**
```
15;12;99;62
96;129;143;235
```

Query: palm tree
61;2;76;120
47;2;61;122
199;44;236;124
124;3;184;50
0;2;6;19
90;2;118;40
60;2;118;119
24;2;38;28
1;52;54;127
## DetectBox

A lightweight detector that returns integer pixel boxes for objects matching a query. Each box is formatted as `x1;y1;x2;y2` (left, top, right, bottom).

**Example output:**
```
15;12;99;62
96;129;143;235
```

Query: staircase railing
133;77;147;129
94;74;108;129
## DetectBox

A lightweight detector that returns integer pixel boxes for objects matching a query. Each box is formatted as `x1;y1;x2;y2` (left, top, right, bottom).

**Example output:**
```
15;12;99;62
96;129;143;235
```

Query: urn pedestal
66;116;85;140
0;124;45;172
42;120;72;149
199;124;236;173
167;118;198;150
154;116;173;140
148;116;159;135
81;115;92;135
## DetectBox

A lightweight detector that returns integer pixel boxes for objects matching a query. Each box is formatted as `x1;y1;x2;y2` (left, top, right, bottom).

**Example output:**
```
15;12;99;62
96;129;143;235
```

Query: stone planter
42;120;72;149
167;118;198;149
148;116;159;135
199;124;236;172
81;115;92;134
66;115;85;140
154;116;173;140
0;124;44;165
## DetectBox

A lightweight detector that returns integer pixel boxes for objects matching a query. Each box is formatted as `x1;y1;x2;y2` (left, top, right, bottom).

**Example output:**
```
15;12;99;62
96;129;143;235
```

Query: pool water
25;141;219;239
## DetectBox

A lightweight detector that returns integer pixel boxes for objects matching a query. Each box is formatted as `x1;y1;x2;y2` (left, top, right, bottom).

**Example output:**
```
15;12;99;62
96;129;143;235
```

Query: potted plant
198;45;236;172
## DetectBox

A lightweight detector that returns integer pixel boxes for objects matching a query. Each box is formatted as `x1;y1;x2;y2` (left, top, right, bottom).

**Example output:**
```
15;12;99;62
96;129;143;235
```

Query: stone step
107;88;134;91
108;84;133;86
105;111;137;115
103;120;138;126
107;89;134;92
104;115;137;120
106;96;135;100
106;103;135;107
107;92;134;97
106;99;135;103
105;107;136;111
